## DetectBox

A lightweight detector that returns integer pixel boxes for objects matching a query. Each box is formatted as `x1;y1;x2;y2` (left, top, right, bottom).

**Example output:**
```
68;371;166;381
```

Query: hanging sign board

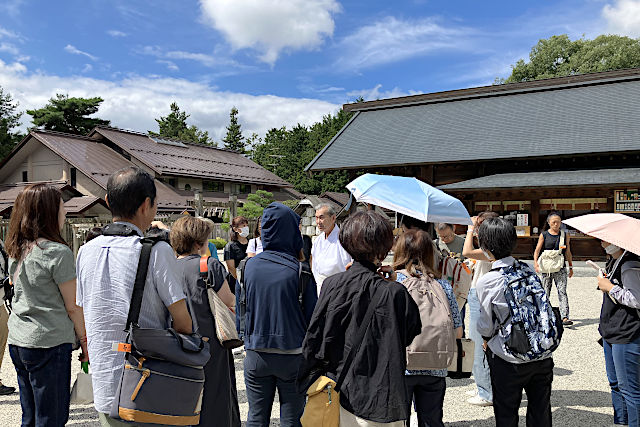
615;189;640;213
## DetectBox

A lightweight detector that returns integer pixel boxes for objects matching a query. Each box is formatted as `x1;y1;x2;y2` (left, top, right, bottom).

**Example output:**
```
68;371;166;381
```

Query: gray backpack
398;270;456;370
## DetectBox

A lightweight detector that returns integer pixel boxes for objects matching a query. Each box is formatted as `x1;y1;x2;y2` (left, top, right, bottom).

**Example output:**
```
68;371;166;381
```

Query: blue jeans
9;343;72;427
604;336;640;426
244;350;305;427
468;289;493;401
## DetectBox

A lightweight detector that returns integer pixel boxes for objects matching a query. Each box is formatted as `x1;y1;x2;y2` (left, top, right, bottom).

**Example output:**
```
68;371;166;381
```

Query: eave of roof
343;68;640;112
438;168;640;191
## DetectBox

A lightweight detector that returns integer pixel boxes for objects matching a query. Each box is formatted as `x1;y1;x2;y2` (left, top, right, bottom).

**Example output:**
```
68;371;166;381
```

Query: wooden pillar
531;199;541;231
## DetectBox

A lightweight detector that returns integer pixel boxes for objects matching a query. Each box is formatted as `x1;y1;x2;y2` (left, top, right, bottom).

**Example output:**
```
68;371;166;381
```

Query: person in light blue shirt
393;229;462;427
76;167;193;427
475;217;553;427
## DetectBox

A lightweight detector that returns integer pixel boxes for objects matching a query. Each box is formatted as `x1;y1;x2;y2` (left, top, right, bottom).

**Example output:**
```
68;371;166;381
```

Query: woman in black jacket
298;210;421;426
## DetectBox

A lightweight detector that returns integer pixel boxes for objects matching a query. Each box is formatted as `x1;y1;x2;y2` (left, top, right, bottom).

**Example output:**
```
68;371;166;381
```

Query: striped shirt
76;222;185;414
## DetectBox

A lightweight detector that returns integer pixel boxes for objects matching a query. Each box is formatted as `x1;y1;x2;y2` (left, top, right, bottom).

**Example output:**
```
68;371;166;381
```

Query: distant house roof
90;127;291;187
306;68;640;172
438;168;640;191
64;196;108;214
0;180;84;216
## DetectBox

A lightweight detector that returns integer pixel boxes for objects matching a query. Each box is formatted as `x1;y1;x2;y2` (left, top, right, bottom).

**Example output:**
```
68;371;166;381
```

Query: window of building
185;184;192;191
239;184;251;194
168;178;176;187
70;168;77;187
203;180;224;192
22;171;27;182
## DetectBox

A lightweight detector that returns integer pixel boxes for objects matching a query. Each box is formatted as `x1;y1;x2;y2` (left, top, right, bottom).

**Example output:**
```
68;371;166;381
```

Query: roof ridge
31;129;95;141
95;125;241;154
344;67;640;112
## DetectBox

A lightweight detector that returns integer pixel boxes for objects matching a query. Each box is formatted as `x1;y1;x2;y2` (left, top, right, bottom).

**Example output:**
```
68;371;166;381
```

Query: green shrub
210;238;227;249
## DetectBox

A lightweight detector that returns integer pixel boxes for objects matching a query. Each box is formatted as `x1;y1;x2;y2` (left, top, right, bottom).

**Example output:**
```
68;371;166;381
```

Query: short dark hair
435;223;453;232
400;215;429;232
477;217;517;260
229;216;248;242
107;167;156;219
340;210;393;263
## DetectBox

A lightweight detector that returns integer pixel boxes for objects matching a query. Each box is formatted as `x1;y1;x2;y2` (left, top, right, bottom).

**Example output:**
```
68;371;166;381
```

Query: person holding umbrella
563;213;640;427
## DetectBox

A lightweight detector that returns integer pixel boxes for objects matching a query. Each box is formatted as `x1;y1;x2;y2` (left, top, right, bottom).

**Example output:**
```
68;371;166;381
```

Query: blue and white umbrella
346;173;472;225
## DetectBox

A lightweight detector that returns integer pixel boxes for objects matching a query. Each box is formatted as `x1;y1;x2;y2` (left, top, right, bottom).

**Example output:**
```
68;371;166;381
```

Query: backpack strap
335;286;384;393
559;230;565;249
0;243;8;278
200;256;210;287
125;238;156;330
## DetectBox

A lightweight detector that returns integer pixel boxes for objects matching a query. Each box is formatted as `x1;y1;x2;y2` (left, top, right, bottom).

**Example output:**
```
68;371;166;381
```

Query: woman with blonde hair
5;183;88;426
170;216;239;426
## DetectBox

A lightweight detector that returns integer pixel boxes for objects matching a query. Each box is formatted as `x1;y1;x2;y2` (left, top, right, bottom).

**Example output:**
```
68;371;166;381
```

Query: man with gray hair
311;203;352;295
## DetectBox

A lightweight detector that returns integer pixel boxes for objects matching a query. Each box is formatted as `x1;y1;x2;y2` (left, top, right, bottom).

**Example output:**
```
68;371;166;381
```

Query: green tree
26;94;110;135
150;102;216;146
222;107;246;153
0;86;23;160
500;34;640;83
237;190;275;219
251;108;354;194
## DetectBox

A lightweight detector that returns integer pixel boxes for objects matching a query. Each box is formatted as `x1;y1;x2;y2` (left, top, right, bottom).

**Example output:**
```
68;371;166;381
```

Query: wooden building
305;68;640;260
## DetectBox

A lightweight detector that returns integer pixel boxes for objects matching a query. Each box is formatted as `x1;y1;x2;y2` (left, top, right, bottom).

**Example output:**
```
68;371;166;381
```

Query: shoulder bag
539;230;566;274
108;229;211;426
300;286;384;427
199;257;243;349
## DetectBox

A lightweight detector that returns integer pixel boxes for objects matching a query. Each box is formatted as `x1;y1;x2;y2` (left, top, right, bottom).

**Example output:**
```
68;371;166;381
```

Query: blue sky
1;0;639;141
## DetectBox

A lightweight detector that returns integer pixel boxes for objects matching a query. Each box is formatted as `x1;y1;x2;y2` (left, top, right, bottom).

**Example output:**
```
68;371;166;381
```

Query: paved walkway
0;275;615;426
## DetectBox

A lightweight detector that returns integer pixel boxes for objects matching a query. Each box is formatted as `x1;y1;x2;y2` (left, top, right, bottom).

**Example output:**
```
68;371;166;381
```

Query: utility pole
194;190;203;217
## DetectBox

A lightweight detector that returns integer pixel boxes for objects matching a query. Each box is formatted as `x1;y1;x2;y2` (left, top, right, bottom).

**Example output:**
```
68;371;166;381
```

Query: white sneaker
465;389;477;397
467;396;493;407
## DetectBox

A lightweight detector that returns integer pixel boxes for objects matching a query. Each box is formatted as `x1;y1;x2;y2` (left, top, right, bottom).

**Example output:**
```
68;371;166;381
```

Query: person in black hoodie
298;210;421;426
243;202;317;427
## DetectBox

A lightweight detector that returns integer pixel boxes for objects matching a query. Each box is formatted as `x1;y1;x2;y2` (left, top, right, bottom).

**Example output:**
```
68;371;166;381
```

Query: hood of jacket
260;202;303;257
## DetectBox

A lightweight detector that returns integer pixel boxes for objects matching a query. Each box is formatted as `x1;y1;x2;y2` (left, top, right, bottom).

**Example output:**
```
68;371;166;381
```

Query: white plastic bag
70;370;93;405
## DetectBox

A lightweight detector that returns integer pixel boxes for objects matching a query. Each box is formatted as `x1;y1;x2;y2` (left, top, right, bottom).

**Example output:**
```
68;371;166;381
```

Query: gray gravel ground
0;273;616;426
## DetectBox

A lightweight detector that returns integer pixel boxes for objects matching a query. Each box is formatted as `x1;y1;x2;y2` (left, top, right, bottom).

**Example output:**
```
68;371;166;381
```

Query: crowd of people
0;166;638;427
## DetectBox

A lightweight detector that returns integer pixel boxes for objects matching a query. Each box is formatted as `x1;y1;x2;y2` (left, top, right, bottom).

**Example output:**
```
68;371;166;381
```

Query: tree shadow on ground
446;377;474;388
566;318;600;329
553;367;573;376
551;389;612;408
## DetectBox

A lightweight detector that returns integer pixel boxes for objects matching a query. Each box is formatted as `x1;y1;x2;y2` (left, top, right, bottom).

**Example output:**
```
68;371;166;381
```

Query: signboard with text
615;189;640;213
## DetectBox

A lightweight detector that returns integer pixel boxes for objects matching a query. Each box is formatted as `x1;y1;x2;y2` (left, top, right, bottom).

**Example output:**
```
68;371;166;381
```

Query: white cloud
0;0;25;17
157;60;179;71
335;16;474;71
0;59;339;141
0;42;20;55
82;64;93;73
346;84;422;101
199;0;341;64
107;30;128;38
64;44;98;61
0;26;20;39
138;46;244;69
602;0;640;38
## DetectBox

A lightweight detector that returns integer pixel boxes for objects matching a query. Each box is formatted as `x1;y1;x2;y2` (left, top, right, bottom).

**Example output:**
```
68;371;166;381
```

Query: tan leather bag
301;376;340;427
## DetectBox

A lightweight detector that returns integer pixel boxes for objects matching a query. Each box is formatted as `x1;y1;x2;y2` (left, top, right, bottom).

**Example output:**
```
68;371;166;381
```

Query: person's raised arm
533;234;545;273
168;299;192;334
462;218;490;261
59;279;88;361
565;234;574;278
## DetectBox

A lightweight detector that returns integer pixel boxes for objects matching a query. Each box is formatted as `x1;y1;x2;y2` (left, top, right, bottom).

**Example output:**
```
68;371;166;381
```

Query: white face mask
239;226;250;238
605;244;621;255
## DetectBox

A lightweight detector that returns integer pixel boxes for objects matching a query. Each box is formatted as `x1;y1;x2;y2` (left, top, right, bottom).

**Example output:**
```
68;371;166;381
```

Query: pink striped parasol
563;213;640;257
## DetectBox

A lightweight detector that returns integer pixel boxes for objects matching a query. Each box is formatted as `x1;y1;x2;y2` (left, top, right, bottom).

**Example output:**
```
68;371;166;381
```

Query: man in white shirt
311;203;352;295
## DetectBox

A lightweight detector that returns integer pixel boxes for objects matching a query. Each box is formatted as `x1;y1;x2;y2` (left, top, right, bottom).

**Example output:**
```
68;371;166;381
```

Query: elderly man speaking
311;203;352;295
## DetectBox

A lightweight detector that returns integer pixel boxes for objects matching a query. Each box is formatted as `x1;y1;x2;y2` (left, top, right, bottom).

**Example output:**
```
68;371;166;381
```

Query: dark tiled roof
30;131;191;212
438;168;640;191
92;127;291;187
0;180;83;215
307;70;640;171
320;191;350;207
64;196;108;214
